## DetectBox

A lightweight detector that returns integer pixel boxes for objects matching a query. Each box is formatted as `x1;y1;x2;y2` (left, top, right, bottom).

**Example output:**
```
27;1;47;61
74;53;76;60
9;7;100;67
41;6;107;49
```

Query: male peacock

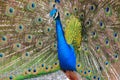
50;8;78;80
0;0;120;80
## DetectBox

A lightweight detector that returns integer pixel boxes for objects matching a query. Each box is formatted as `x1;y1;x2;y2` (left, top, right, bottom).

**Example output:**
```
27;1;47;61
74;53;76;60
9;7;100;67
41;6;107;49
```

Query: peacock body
0;0;120;80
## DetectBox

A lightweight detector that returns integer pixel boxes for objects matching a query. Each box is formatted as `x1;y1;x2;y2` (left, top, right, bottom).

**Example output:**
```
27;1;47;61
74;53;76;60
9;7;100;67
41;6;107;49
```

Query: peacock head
50;8;60;20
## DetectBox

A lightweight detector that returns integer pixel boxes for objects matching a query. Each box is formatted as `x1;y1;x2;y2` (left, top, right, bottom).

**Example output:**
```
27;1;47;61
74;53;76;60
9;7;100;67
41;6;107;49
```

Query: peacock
0;0;120;80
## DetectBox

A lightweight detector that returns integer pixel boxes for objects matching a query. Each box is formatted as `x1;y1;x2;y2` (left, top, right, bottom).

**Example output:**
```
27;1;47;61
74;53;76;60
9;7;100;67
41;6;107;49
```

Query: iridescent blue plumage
50;8;76;71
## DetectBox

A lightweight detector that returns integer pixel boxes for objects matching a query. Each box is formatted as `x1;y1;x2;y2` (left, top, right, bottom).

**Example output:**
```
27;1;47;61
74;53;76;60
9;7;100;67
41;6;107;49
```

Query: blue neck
55;18;67;46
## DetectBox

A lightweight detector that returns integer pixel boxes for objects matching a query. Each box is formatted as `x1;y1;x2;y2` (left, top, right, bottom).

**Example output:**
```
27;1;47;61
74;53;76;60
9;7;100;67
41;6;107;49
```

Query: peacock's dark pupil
74;8;77;10
88;70;90;72
98;77;100;80
105;62;108;65
31;3;35;8
33;69;36;72
19;25;22;29
106;40;109;44
106;7;109;12
9;76;13;79
84;71;87;74
90;6;94;10
42;64;44;67
9;8;13;13
100;22;103;26
0;54;3;57
46;67;48;70
17;44;20;47
39;42;41;45
99;66;102;71
92;32;96;35
2;37;6;41
48;28;50;31
77;64;80;67
114;33;117;37
81;14;83;17
93;76;96;79
55;62;57;65
66;13;69;16
28;36;31;39
114;55;118;58
26;53;29;56
87;21;90;25
28;69;31;72
96;46;99;50
38;18;41;22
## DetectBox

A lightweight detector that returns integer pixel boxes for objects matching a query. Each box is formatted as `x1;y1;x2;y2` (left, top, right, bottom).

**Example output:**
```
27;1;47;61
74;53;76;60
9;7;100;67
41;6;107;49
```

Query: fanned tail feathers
0;0;120;80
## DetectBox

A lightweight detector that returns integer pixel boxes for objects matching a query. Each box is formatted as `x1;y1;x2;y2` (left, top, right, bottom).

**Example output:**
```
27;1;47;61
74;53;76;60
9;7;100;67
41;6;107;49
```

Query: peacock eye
41;64;44;67
27;2;36;11
46;66;48;70
2;36;7;41
105;61;109;65
80;70;83;73
96;45;100;51
28;35;32;39
93;76;96;79
13;43;21;51
104;6;112;16
105;39;109;45
91;31;97;38
54;62;58;66
97;77;101;80
84;47;89;54
16;44;20;48
9;75;13;79
34;17;43;25
77;64;80;67
88;70;91;73
38;18;42;22
113;32;118;38
114;53;118;59
39;42;41;45
6;6;15;17
36;40;43;48
19;25;23;30
16;24;24;33
106;7;109;12
65;11;70;17
47;27;51;32
73;6;78;12
99;21;105;29
0;53;4;58
25;52;30;57
105;39;110;47
84;71;87;74
28;68;32;72
90;5;96;11
33;69;37;72
31;3;35;8
9;7;14;13
83;35;88;41
25;34;32;43
85;20;92;28
51;66;53;69
51;42;57;50
79;12;84;20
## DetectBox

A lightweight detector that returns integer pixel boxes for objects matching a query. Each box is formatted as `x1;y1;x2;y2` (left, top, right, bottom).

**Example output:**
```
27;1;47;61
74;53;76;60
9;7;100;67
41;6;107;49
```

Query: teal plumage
0;0;120;80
